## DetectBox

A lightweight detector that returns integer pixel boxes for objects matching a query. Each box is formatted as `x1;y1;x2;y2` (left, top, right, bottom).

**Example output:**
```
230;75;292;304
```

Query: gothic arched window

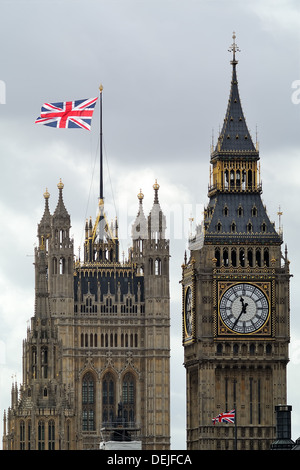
20;420;25;450
48;420;55;450
122;372;136;426
242;169;246;190
66;420;71;450
82;372;95;431
215;248;221;267
59;257;65;275
239;248;245;267
155;258;162;275
238;205;243;217
252;205;258;217
102;372;116;425
236;169;241;187
223;248;229;267
230;170;234;187
27;420;31;450
264;248;269;267
53;257;57;274
256;249;262;267
231;248;237;267
149;258;153;275
224;169;229;189
248;169;253;189
32;346;37;379
266;344;272;355
248;249;253;267
38;420;45;450
41;346;48;379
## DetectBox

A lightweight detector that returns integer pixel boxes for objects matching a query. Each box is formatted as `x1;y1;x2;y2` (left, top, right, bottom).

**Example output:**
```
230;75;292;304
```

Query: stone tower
181;34;291;450
3;102;170;450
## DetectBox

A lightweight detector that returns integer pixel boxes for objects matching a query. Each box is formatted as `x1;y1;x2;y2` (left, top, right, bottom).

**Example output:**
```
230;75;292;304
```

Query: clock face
184;287;193;337
219;283;269;334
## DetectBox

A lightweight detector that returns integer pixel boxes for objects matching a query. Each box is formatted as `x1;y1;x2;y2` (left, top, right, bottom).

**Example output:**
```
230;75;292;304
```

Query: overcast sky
0;0;300;450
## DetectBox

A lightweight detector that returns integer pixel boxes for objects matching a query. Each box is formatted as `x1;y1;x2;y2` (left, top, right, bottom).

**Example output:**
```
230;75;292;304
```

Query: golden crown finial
137;189;144;201
57;178;64;190
99;84;103;93
43;188;50;199
153;179;160;191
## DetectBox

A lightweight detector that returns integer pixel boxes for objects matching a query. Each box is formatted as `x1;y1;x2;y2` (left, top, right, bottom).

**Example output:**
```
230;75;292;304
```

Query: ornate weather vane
228;31;240;63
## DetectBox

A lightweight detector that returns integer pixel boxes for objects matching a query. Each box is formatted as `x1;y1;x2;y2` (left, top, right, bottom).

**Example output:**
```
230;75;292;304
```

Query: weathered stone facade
3;181;170;450
181;36;291;450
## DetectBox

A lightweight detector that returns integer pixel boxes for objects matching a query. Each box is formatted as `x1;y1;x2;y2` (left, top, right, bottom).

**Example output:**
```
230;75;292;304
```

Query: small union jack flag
35;97;98;130
212;409;235;425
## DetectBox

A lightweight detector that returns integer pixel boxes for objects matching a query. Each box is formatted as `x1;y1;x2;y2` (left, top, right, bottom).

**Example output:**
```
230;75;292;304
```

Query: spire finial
228;31;240;64
57;178;64;190
153;179;160;191
40;235;45;251
278;205;283;236
43;188;50;200
137;188;144;202
153;179;160;204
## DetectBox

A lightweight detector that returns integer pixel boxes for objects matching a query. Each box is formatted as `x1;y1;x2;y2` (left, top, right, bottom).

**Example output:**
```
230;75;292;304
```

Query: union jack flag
212;409;235;425
35;97;98;130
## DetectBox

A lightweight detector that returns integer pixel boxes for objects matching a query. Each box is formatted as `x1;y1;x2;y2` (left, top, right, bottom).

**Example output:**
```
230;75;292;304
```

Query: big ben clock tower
182;34;291;451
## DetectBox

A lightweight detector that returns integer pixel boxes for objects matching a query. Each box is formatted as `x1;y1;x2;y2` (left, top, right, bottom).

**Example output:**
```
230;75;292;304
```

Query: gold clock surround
216;280;273;337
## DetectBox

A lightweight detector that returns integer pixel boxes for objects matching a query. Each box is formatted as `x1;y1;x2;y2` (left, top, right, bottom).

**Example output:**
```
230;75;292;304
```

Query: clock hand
240;297;249;314
233;297;248;327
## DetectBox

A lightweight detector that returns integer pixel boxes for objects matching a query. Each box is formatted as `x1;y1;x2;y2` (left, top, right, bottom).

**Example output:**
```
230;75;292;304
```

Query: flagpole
234;409;237;450
99;84;103;202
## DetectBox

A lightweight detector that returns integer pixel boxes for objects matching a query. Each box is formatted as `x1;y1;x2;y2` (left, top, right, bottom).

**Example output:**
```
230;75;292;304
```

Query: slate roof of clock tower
211;34;259;160
203;33;281;246
204;192;281;245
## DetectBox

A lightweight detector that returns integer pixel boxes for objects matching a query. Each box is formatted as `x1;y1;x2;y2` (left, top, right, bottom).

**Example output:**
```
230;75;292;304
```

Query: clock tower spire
182;34;291;450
